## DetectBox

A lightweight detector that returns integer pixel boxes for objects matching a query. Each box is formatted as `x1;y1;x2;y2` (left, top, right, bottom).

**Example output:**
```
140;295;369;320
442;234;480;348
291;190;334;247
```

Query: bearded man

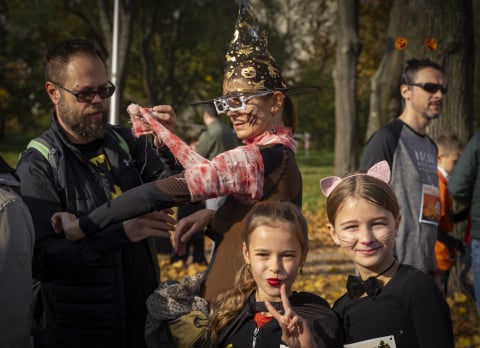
16;39;182;348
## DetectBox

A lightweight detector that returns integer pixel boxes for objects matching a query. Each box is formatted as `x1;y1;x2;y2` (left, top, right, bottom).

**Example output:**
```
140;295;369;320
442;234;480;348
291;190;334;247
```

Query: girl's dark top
333;264;454;348
213;292;344;348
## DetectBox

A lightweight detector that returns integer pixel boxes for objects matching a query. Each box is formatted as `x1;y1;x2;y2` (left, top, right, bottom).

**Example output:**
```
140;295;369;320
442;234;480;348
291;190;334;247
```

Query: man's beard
423;113;440;120
58;98;109;139
423;101;442;120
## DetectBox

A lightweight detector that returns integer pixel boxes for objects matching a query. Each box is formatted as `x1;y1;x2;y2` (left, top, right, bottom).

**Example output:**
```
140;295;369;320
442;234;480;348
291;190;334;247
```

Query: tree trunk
472;0;480;131
333;0;360;175
365;0;408;141
367;0;473;142
424;0;473;141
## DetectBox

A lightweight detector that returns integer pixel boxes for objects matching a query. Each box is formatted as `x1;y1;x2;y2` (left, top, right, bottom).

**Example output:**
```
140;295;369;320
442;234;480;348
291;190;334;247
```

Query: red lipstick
267;278;281;287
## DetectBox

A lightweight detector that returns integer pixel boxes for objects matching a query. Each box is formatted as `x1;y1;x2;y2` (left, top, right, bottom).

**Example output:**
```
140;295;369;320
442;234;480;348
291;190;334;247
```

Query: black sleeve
453;207;469;223
403;271;455;348
16;149;132;281
436;227;458;246
80;173;190;234
292;292;344;348
448;134;480;205
79;144;285;235
128;130;183;181
360;121;401;172
260;144;283;176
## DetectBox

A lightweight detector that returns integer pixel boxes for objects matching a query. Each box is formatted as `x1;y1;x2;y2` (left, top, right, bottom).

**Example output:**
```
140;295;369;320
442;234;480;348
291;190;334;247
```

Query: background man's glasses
213;90;274;114
409;82;448;95
52;81;116;102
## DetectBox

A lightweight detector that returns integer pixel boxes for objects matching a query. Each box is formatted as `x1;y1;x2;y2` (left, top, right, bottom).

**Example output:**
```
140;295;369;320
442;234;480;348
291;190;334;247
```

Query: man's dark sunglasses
51;81;116;102
409;82;448;95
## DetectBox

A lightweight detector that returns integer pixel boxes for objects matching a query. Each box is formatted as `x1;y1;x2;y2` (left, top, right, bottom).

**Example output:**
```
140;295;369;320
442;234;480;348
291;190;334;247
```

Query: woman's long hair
282;95;297;133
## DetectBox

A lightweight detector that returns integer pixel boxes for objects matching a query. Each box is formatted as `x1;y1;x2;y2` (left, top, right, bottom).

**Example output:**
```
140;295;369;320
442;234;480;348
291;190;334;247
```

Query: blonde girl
208;201;343;348
321;161;454;348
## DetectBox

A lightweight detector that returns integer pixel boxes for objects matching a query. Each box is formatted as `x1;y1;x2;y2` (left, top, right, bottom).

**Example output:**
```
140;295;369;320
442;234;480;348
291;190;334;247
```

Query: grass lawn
296;150;334;214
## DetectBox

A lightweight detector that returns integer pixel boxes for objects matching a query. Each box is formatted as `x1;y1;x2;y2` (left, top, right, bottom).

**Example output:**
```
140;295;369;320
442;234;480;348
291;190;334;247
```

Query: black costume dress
333;264;454;348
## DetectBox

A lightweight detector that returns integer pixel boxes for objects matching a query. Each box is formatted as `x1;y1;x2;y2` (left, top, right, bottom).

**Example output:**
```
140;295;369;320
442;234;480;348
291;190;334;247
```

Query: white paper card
344;335;397;348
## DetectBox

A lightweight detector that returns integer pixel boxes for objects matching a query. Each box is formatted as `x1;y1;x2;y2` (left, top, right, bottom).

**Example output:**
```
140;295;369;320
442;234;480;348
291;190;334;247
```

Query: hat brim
276;86;322;96
187;86;322;107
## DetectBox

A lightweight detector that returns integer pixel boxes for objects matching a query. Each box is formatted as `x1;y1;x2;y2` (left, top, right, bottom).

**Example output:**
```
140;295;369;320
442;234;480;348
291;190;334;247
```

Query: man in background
196;103;239;161
449;133;480;316
360;58;446;275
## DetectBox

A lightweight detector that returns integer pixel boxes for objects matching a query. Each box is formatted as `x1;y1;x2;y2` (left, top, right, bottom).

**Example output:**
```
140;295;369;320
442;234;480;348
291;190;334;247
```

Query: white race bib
344;335;397;348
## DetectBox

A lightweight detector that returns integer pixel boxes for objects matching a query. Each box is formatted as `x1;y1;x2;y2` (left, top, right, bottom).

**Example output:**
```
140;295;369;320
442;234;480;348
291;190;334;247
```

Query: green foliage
1;133;34;167
253;0;337;152
295;149;334;213
1;0;103;138
294;70;335;152
0;0;343;149
121;0;238;132
3;0;476;150
299;169;333;215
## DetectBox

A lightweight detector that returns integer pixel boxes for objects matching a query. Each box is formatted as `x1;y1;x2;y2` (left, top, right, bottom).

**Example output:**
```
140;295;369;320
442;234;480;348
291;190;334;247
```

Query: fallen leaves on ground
159;210;480;347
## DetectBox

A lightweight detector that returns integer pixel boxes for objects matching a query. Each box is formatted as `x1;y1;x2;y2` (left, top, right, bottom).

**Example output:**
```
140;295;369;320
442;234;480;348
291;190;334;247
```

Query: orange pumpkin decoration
424;38;438;51
394;37;408;50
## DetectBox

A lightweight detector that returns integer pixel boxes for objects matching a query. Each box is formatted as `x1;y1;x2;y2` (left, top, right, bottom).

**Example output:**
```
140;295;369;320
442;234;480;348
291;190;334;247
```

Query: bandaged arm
79;145;264;235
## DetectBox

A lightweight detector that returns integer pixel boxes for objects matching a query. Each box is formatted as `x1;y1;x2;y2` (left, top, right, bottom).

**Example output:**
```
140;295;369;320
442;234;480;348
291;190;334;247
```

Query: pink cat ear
367;160;391;184
320;176;342;197
320;161;391;198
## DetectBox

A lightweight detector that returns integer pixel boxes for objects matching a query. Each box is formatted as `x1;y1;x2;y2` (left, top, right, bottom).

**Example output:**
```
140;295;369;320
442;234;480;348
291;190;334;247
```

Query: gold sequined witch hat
189;0;321;107
224;0;286;92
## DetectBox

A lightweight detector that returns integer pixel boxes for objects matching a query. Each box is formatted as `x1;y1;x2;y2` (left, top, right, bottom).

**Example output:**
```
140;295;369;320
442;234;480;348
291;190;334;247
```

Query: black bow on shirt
346;275;380;298
346;259;396;299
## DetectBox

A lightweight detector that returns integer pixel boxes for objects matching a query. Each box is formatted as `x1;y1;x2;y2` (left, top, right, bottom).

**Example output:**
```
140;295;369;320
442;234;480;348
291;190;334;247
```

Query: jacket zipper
252;327;259;347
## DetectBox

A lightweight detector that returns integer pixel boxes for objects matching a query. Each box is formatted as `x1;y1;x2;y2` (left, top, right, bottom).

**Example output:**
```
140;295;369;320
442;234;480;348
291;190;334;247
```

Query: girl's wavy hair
208;201;308;344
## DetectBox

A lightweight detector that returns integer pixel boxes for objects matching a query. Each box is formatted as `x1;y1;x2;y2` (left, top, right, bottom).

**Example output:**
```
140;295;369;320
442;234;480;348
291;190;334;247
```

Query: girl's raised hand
264;284;318;348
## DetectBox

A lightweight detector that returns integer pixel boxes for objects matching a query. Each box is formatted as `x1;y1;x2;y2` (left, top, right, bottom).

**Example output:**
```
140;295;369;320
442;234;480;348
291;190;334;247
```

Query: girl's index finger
280;283;293;312
264;298;282;321
264;284;292;321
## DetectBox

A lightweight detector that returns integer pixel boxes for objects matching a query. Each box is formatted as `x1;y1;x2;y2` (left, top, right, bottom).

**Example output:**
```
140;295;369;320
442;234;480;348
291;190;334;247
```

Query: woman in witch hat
51;0;318;304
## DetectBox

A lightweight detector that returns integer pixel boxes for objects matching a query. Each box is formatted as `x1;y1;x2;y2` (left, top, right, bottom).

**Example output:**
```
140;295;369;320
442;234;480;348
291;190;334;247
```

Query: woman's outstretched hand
264;284;318;348
51;212;85;241
150;105;177;147
174;208;215;256
151;105;177;131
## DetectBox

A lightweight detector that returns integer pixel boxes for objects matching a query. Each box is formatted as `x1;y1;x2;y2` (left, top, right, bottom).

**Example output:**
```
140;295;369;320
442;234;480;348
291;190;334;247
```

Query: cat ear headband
319;160;391;197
